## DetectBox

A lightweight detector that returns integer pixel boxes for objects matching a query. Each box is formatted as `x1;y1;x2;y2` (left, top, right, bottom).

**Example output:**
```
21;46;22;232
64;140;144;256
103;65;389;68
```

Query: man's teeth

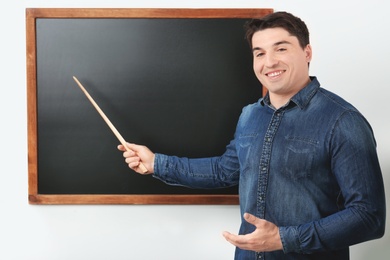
268;71;282;77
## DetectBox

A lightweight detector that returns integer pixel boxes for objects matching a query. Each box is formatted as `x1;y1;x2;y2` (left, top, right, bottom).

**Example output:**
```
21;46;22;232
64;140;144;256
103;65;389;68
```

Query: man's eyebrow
252;40;292;52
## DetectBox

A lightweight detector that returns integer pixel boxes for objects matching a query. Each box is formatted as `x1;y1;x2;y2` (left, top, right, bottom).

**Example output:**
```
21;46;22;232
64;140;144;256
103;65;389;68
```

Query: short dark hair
244;11;310;50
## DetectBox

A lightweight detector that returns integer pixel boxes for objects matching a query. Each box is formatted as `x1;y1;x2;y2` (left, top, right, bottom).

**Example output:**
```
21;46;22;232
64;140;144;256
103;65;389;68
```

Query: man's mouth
266;70;284;78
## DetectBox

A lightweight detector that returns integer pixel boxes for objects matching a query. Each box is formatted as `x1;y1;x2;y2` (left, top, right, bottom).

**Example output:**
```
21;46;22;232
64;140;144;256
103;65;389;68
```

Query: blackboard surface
27;8;272;204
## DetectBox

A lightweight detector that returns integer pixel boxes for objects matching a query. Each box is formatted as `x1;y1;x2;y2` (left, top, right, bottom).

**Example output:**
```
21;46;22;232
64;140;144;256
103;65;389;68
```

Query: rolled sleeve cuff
153;153;169;176
152;153;182;186
279;226;302;254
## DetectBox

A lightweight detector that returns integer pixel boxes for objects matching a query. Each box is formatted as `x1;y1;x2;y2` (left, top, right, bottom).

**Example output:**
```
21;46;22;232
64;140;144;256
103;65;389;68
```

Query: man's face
251;28;312;102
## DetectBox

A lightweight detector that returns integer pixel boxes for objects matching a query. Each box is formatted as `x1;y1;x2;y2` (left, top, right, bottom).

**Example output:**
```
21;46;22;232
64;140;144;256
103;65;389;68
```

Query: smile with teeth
266;71;284;77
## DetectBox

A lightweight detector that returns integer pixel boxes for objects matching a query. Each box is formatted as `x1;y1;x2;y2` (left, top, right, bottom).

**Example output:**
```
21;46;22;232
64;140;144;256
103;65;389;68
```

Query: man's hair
244;11;310;50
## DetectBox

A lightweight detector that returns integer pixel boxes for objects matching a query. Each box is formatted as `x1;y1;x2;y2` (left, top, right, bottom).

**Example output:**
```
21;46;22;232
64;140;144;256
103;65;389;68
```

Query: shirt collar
260;76;320;110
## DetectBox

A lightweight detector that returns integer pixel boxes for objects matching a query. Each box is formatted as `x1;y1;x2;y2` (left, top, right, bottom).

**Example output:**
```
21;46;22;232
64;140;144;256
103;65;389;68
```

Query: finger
222;231;253;250
125;142;140;153
118;143;139;153
125;157;142;171
128;160;141;170
222;231;238;244
125;156;140;164
123;150;136;158
222;231;232;239
222;231;245;245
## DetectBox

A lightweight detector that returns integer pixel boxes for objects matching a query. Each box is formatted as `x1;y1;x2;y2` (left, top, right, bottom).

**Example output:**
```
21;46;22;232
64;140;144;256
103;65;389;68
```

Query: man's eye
277;48;287;52
255;52;264;57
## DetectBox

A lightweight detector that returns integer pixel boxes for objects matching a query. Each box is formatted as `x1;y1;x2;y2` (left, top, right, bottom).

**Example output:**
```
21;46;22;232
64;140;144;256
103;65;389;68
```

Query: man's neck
268;77;311;109
269;94;294;109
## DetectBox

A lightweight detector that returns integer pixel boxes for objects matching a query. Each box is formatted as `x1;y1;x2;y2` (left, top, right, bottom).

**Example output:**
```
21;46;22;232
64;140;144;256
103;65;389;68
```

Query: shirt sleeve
152;139;240;189
280;110;386;254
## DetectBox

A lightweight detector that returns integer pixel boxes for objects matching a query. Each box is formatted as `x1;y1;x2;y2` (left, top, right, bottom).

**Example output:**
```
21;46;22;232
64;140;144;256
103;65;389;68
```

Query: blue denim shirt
153;77;386;259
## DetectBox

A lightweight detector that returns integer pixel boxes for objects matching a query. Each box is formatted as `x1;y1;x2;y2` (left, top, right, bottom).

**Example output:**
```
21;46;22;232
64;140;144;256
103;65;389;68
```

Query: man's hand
222;213;283;252
117;143;155;174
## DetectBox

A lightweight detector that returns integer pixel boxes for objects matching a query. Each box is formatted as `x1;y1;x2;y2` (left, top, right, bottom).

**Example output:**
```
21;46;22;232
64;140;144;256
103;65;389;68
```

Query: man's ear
305;44;313;62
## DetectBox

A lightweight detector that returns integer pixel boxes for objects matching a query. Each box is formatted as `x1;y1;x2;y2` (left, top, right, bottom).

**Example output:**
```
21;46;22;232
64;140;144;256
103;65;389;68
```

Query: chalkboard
26;8;272;204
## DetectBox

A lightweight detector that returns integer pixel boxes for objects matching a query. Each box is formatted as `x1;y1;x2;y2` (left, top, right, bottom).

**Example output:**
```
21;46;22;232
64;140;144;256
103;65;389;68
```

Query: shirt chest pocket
236;133;258;167
283;137;319;180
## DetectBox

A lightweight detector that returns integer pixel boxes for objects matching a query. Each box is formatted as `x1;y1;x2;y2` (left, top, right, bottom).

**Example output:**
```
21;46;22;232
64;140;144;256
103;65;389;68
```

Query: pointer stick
73;76;148;173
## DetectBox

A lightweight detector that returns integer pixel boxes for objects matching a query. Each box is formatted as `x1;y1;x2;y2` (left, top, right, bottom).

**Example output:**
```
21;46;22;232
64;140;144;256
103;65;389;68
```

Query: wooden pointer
73;76;148;173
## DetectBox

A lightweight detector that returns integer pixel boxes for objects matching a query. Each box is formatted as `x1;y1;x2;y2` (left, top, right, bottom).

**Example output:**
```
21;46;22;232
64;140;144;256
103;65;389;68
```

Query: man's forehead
252;28;297;48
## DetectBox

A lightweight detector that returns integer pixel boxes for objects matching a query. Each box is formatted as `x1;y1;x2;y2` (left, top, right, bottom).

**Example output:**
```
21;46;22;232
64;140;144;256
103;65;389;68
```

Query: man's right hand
117;143;155;174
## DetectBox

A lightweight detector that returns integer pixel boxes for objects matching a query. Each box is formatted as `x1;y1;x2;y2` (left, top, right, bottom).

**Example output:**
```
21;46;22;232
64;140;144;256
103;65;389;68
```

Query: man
118;11;386;259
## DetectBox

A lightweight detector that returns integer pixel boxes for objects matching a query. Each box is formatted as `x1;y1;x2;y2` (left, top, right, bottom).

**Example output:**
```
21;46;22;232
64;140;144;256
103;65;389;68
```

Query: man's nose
265;53;278;67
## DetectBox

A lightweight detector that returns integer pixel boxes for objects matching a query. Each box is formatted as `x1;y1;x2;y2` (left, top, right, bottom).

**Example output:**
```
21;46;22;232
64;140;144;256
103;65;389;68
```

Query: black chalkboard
27;8;272;204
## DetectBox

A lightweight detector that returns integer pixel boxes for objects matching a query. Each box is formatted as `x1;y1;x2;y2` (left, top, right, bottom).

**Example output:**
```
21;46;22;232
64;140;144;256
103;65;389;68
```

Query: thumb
243;212;259;226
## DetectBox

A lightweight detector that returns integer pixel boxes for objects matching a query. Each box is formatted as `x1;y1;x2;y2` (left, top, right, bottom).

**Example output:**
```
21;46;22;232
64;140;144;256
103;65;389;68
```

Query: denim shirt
153;77;386;260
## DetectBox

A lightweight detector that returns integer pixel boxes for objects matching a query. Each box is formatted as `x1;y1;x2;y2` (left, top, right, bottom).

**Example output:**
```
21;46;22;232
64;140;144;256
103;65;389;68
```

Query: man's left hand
222;213;283;252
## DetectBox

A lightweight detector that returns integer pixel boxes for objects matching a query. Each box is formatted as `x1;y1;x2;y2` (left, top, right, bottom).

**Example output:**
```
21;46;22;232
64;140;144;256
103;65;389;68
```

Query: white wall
1;1;389;259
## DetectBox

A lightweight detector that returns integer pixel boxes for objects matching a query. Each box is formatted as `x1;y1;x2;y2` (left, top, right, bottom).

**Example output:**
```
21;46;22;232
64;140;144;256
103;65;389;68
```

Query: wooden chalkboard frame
26;8;272;205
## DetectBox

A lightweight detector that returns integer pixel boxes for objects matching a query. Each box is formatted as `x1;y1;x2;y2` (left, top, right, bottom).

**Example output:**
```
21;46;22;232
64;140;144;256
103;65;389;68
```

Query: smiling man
118;11;386;260
251;27;312;109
